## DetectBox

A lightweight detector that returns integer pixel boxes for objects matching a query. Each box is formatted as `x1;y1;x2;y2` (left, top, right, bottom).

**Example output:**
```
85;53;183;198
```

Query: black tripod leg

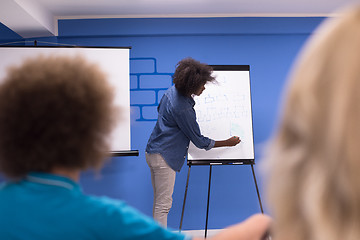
205;165;213;238
179;165;191;231
251;164;264;213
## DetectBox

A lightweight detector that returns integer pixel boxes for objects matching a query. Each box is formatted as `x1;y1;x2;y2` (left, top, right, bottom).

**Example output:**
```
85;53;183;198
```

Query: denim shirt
146;85;215;171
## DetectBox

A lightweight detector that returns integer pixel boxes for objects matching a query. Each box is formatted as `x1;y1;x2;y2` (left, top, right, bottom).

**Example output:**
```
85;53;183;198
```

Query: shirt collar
187;95;195;107
25;172;80;191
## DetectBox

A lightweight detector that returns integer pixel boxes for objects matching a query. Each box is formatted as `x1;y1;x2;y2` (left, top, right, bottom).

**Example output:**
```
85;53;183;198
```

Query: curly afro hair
172;57;215;97
0;55;117;179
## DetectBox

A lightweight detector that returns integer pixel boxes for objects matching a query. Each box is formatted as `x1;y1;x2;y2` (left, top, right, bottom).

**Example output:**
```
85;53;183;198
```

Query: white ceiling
0;0;359;38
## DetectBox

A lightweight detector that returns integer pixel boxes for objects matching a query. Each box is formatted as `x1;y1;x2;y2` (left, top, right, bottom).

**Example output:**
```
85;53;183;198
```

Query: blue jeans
145;153;176;227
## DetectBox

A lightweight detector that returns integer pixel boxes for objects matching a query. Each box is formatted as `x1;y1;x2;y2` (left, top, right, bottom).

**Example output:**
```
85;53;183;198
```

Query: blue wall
0;22;23;44
0;17;325;230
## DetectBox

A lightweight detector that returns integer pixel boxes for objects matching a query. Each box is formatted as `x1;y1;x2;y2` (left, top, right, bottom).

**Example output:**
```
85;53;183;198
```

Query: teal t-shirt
0;172;190;240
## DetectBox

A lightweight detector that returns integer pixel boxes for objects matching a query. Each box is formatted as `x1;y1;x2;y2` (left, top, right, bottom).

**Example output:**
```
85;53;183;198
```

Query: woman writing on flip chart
145;57;241;227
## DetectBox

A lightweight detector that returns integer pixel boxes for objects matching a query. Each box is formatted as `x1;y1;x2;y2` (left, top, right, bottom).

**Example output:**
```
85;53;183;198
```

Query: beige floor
180;229;221;238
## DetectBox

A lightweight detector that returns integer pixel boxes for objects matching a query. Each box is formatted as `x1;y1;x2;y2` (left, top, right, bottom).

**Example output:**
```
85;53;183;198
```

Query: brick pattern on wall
130;58;173;121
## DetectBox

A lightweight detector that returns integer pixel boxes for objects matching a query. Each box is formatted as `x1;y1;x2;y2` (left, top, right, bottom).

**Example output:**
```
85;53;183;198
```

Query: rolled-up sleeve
173;107;214;150
207;139;215;150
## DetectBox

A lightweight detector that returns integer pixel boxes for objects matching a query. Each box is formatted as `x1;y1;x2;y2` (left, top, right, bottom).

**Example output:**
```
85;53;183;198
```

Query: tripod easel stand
179;159;264;238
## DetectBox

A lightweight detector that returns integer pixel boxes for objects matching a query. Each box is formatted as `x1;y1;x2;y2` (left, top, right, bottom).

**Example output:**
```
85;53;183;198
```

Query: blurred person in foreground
0;55;270;240
265;5;360;240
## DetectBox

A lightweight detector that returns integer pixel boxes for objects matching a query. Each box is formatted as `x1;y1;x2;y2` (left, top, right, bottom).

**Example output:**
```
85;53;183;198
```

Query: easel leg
205;165;212;238
251;164;264;213
179;165;191;231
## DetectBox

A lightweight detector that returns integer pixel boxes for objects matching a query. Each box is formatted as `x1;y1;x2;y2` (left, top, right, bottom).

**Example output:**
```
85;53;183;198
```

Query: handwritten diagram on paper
188;69;254;160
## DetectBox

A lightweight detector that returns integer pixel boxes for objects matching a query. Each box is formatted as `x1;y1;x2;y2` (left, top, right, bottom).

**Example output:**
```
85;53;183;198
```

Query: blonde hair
266;6;360;240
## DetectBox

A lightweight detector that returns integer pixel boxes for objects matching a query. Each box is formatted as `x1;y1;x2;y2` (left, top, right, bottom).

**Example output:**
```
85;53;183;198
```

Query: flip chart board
0;46;131;153
188;65;254;163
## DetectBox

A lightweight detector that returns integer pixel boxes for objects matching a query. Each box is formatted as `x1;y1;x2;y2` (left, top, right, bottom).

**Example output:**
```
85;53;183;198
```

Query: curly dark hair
0;55;116;179
172;57;215;97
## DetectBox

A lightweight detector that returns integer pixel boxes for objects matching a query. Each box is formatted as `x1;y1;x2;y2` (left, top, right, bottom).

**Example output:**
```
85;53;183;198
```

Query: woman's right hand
214;136;241;148
226;136;241;146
